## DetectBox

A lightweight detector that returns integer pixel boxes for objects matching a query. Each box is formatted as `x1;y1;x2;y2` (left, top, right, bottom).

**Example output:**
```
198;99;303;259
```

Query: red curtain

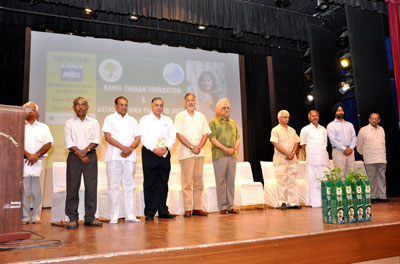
386;0;400;118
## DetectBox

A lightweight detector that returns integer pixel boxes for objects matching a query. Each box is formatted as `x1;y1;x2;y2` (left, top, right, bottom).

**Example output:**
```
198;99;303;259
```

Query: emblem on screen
98;59;123;83
60;64;83;81
162;63;184;85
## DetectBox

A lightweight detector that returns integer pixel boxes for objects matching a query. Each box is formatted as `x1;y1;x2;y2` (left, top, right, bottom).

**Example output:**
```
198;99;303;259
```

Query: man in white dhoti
102;96;141;223
22;102;53;224
300;110;329;208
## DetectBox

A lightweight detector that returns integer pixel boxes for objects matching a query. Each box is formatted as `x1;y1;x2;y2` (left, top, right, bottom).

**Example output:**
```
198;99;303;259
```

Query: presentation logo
60;64;83;81
162;63;184;85
98;59;123;83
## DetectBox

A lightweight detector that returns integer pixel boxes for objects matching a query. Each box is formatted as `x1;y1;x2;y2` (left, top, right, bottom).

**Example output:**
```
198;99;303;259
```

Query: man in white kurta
300;110;329;208
23;102;54;224
102;96;141;223
270;110;301;210
356;113;390;203
175;93;211;217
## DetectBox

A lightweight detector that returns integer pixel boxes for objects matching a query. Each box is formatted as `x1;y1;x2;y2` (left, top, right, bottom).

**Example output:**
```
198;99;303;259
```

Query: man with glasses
22;102;53;224
357;113;390;203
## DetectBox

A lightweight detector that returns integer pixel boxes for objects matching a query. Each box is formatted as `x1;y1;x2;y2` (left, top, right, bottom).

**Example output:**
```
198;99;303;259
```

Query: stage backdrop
29;31;244;166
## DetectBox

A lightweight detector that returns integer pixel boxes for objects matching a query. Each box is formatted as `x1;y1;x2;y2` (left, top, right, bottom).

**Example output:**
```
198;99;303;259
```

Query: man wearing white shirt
64;97;102;229
102;96;141;223
22;102;53;224
300;110;329;208
327;103;357;177
139;97;176;221
357;113;390;203
270;110;301;210
175;93;210;218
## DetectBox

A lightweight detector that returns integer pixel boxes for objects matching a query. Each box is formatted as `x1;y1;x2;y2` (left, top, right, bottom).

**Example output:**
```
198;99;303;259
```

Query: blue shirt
327;119;357;151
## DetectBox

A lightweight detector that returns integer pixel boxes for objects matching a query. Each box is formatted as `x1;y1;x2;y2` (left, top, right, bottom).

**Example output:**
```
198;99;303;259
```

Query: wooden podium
0;105;30;242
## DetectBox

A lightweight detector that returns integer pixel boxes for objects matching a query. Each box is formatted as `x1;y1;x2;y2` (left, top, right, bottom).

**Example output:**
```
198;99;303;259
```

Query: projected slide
29;31;242;165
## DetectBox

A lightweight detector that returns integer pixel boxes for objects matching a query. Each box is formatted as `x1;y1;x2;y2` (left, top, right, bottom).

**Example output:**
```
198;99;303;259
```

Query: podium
0;105;30;242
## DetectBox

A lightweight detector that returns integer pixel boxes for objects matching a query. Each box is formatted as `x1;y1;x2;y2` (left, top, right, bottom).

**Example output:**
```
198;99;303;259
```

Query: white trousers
306;164;325;207
106;160;136;220
274;162;299;206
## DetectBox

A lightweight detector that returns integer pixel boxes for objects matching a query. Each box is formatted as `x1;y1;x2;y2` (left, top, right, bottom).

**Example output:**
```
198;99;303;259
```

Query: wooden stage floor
2;199;400;264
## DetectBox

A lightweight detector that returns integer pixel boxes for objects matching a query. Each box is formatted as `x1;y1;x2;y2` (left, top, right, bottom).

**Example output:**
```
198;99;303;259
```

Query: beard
336;114;344;119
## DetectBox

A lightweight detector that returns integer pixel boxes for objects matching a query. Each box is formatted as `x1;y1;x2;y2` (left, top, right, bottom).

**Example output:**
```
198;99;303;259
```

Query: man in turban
327;102;357;178
209;98;240;214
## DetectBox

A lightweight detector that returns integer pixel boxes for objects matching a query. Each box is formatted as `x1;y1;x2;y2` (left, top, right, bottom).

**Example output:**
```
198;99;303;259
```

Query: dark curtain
30;0;318;41
244;54;272;183
0;23;25;106
0;1;278;55
309;24;341;128
330;0;387;14
386;0;400;119
346;6;400;197
271;47;308;134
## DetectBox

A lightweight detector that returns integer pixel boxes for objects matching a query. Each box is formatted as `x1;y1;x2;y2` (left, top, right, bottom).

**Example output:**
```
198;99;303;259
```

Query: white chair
260;161;280;207
260;161;306;207
166;164;184;215
50;162;99;223
202;163;219;212
234;162;264;207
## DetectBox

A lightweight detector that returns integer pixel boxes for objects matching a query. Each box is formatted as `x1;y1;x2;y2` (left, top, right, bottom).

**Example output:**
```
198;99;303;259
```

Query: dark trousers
142;147;171;216
65;151;98;222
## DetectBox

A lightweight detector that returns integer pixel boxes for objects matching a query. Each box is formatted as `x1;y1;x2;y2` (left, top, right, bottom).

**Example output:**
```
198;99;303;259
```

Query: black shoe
288;205;302;209
145;215;154;221
158;213;176;219
84;219;103;226
377;199;392;203
280;203;287;210
67;220;78;229
371;199;378;204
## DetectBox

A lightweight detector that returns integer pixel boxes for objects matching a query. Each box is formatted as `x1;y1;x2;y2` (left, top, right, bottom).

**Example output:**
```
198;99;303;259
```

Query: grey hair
23;101;39;111
308;110;319;117
277;110;290;119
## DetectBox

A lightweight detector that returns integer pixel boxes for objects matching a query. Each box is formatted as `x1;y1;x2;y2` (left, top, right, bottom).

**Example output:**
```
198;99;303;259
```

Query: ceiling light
340;58;350;69
129;13;139;21
316;0;329;12
82;7;97;19
307;95;314;102
339;53;351;70
84;7;94;15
